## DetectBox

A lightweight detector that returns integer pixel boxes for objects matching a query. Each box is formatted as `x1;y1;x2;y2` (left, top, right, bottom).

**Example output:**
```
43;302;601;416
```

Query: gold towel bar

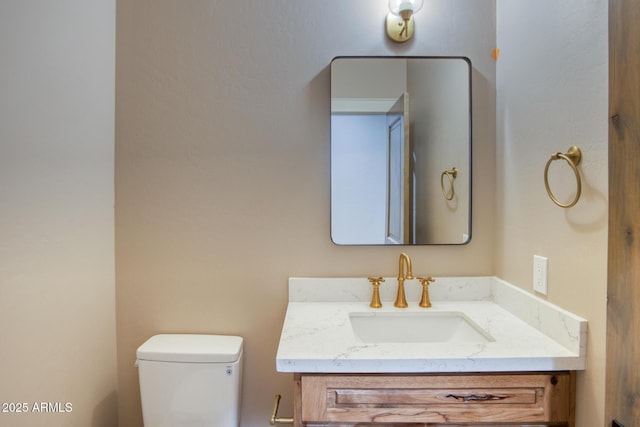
440;167;458;201
269;394;294;425
544;146;582;208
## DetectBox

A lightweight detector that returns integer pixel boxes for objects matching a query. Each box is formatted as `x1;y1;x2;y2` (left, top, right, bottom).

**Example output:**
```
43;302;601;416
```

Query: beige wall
496;1;608;426
115;1;496;426
0;1;117;426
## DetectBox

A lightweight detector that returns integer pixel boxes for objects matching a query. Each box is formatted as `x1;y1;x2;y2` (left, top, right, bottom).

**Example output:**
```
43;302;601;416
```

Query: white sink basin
349;311;494;343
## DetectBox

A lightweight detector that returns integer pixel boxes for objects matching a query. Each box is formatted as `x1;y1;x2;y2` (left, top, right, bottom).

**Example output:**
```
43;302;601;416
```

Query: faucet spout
394;253;413;308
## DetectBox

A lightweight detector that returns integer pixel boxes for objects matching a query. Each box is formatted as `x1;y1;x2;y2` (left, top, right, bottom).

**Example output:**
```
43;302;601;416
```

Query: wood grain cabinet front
293;372;575;427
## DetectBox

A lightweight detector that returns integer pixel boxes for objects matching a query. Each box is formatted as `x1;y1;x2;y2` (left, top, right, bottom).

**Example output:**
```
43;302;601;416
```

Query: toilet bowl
136;334;243;427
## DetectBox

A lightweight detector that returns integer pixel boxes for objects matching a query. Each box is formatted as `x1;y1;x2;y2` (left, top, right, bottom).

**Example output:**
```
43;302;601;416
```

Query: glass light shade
388;0;424;16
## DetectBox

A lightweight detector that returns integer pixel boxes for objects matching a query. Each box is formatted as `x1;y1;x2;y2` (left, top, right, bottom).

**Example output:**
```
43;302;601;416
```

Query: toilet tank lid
136;334;243;363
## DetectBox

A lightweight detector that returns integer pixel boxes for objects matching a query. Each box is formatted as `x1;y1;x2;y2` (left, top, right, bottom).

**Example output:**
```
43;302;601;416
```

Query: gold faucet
394;253;414;308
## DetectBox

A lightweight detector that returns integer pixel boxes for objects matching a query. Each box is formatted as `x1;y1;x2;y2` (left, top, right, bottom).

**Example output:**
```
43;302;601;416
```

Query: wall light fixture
386;0;424;43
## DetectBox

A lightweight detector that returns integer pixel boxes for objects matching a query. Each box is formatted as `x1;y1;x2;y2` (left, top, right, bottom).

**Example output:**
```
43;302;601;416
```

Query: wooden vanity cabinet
292;372;575;427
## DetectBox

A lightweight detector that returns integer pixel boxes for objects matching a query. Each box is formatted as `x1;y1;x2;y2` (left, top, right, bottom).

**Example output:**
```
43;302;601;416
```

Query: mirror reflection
331;56;472;245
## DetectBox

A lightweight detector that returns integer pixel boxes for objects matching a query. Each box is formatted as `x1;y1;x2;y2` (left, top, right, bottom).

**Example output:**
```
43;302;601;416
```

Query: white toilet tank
136;334;243;427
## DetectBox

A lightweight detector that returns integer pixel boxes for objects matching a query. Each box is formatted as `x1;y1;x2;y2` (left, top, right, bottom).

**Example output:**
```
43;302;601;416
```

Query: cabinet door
300;373;574;425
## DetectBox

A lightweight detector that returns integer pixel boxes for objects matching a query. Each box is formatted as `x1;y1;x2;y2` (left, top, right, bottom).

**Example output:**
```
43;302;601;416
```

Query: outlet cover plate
533;255;548;295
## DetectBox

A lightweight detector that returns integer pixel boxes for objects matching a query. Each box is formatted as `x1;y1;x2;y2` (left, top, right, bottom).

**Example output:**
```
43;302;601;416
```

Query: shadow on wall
92;391;118;427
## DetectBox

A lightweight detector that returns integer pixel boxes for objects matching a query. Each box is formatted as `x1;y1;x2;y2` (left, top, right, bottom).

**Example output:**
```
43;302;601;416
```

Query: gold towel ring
440;167;457;201
544;146;582;208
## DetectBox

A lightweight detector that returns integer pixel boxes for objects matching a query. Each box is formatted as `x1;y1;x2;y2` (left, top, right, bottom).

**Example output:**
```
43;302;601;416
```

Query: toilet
136;334;243;427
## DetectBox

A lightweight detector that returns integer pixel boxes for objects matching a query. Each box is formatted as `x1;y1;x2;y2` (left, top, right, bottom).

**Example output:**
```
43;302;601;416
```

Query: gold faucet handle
417;276;435;308
367;277;385;308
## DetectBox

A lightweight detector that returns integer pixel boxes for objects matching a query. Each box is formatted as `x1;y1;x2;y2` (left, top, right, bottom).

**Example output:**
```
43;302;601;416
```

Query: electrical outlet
533;255;548;295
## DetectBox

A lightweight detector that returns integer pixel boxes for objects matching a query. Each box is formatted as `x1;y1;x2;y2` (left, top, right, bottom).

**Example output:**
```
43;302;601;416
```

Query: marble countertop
276;277;587;373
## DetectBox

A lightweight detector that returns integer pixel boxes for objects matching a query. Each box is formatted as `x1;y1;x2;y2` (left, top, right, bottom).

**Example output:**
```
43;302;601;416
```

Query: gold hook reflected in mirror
440;167;458;201
544;146;582;208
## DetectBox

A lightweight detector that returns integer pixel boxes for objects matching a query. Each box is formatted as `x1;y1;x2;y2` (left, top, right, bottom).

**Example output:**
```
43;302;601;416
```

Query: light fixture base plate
386;13;414;43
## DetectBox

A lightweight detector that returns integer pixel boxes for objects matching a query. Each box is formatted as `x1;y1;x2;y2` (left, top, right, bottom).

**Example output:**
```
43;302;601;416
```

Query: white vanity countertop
276;277;587;373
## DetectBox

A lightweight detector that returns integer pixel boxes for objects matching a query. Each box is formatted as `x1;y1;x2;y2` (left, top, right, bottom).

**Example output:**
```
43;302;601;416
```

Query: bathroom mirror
331;56;471;245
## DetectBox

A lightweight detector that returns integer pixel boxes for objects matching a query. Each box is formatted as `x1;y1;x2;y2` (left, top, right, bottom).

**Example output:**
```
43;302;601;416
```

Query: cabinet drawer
300;373;574;424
